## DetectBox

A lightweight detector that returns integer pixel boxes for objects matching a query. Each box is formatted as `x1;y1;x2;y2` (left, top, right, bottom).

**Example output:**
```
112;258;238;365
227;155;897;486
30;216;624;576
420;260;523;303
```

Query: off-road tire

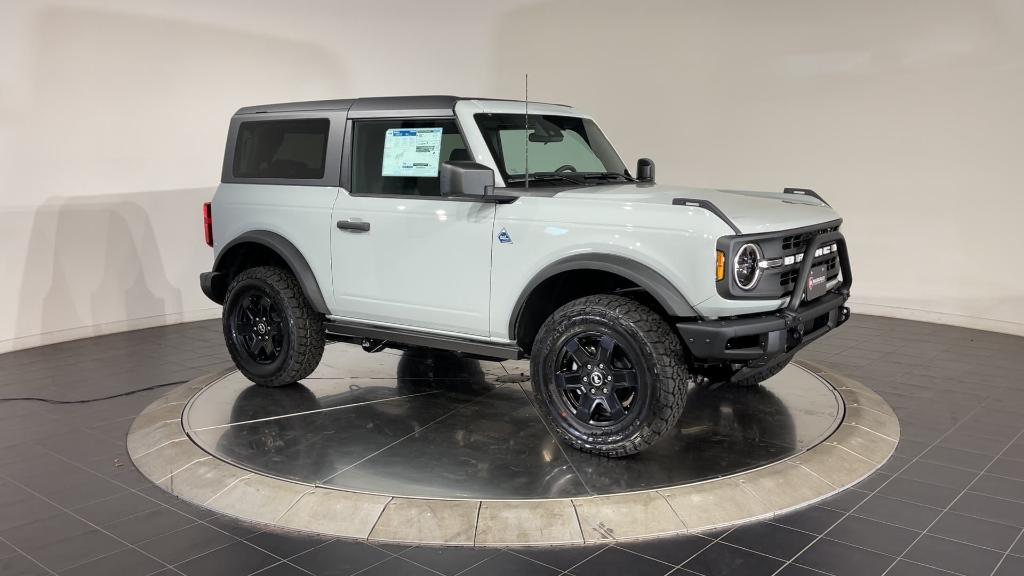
530;295;688;457
222;266;324;387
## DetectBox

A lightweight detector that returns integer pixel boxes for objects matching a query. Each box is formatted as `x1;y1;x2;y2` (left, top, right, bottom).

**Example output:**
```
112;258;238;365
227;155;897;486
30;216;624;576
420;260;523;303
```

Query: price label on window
382;127;444;177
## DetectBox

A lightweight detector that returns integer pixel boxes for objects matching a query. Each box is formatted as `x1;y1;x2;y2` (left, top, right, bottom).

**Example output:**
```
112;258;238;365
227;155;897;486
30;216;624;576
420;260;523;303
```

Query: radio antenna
524;73;529;190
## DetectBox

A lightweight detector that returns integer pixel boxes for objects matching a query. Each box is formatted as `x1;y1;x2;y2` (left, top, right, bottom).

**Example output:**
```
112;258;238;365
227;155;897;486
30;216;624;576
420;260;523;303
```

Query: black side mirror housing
440;161;495;197
637;158;655;183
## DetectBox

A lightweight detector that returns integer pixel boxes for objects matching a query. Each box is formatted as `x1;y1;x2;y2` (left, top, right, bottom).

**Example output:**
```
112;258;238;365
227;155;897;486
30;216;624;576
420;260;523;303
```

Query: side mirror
440;161;495;197
637;158;655;183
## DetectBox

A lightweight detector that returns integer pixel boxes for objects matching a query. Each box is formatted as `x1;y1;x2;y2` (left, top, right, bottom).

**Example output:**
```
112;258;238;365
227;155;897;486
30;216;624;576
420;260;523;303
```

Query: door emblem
497;228;513;244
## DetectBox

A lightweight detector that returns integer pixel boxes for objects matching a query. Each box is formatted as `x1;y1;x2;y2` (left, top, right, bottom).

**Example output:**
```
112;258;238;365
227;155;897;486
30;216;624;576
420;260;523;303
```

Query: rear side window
233;119;330;179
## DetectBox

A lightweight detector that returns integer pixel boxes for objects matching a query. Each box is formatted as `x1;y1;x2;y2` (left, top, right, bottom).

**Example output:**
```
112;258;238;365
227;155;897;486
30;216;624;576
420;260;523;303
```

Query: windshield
474;113;628;187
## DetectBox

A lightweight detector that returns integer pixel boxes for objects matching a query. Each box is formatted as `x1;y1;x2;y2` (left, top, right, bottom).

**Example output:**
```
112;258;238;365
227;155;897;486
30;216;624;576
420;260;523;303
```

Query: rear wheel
222;266;324;387
531;295;688;457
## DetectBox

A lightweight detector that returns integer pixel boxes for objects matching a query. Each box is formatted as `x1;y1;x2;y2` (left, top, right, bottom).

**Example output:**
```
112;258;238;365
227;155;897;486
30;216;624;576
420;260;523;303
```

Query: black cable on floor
0;379;191;404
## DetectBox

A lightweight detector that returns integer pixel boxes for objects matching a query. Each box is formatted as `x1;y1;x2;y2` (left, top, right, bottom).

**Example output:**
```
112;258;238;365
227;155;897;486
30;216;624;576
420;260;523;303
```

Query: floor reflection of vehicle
681;383;798;452
197;343;833;500
559;382;800;494
212;348;498;485
394;348;492;396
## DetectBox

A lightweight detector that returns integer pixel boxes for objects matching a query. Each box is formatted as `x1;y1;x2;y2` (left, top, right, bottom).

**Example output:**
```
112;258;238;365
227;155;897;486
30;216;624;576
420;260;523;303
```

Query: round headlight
734;243;762;290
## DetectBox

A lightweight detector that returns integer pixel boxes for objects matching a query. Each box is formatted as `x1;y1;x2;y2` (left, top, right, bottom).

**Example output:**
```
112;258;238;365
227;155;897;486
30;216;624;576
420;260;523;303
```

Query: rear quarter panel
212;183;339;309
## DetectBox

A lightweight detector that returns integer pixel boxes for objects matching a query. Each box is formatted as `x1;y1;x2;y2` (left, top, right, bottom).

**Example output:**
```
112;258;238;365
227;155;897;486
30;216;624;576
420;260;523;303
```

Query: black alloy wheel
554;332;640;427
531;294;688;457
231;288;284;364
222;266;325;388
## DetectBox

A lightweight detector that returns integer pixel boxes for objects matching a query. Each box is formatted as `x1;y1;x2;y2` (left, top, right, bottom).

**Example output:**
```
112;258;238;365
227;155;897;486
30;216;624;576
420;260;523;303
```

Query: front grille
781;225;840;252
716;219;843;300
779;255;839;287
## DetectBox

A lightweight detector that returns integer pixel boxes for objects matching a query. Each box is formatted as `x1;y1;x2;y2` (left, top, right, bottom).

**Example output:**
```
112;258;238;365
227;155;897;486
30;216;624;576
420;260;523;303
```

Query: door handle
337;220;371;232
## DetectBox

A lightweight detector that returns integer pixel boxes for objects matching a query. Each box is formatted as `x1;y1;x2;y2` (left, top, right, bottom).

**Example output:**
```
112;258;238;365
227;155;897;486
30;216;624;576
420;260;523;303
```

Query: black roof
234;95;568;116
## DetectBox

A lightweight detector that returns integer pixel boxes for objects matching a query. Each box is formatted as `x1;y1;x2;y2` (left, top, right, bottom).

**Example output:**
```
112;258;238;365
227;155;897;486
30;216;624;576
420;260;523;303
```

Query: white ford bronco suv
200;96;852;457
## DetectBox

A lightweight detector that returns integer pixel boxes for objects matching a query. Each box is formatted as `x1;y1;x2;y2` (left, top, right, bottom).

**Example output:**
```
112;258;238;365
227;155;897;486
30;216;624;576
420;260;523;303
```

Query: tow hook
361;338;387;353
789;323;804;344
840;306;851;323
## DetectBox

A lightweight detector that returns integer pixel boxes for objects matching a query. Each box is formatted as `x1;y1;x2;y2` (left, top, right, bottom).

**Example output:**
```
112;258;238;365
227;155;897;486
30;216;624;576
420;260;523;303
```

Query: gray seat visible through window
447;148;471;162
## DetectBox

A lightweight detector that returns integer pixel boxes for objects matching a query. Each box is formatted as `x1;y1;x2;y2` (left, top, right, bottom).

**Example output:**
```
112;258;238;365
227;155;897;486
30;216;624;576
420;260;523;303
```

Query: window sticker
382;127;444;177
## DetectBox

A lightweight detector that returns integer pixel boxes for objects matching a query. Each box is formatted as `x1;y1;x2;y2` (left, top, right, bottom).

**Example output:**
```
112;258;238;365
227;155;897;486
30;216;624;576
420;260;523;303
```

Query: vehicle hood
553;184;840;234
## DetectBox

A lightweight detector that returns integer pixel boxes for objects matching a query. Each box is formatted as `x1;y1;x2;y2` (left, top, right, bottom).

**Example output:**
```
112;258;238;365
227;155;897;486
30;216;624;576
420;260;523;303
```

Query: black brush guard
677;230;853;366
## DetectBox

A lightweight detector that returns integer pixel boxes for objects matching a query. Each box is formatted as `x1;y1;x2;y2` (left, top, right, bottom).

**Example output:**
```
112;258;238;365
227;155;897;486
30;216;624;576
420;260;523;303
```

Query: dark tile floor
0;315;1021;576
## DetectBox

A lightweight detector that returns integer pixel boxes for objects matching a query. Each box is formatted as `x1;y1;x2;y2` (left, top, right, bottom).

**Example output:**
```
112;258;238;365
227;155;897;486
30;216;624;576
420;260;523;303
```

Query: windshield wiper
581;172;637;182
507;173;590;186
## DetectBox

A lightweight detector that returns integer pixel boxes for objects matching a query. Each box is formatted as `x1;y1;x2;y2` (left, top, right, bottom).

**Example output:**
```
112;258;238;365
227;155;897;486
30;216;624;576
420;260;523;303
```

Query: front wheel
530;295;688;457
222;266;325;387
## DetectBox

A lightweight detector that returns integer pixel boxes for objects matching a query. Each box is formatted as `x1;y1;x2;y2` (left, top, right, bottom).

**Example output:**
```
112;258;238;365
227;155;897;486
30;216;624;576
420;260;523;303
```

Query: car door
330;117;495;337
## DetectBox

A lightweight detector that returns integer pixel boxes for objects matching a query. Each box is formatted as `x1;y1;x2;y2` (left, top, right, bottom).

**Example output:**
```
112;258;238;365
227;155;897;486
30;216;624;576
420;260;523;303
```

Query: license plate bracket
805;264;829;301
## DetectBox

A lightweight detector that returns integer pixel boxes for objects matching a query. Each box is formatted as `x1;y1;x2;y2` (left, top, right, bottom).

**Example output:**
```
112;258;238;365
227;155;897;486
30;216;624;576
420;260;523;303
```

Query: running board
324;321;522;360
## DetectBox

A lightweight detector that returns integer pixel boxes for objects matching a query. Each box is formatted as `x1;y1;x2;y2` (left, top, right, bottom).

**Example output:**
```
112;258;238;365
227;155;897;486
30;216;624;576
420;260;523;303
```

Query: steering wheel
555;164;577;173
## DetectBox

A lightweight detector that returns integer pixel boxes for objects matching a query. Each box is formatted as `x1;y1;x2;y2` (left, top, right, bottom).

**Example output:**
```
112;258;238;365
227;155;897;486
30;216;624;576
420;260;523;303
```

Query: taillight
203;202;213;247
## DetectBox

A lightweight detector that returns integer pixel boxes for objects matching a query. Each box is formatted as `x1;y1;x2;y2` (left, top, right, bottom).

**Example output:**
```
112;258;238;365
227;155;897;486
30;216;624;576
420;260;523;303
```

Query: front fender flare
508;253;698;340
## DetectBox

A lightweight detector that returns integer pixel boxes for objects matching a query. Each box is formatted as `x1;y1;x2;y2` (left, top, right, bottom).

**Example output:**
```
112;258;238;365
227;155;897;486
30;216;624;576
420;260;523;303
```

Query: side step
324;321;522;360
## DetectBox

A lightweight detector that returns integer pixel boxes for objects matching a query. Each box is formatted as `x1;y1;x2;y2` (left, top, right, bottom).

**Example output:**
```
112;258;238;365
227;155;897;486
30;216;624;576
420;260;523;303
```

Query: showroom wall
1;0;1021;352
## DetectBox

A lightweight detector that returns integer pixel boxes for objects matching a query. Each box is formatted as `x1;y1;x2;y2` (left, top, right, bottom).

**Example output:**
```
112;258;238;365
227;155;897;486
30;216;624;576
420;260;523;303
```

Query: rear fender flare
214;231;330;314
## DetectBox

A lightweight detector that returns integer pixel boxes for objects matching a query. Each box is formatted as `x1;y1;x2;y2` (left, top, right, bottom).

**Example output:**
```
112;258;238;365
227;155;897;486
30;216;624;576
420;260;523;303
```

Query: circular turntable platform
128;343;899;546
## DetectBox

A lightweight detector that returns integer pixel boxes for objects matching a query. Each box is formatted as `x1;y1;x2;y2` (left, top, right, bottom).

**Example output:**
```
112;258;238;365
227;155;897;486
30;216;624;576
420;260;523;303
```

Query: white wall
2;0;1022;353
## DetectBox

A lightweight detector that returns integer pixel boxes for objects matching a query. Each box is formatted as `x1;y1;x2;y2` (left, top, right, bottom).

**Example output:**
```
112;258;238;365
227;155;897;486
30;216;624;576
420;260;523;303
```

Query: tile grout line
817;505;1020;557
21;443;311;573
772;507;1022;568
657;490;691;531
154;456;211;485
318;383;509;485
0;533;59;576
0;469;185;576
512;380;595;496
844;422;899;442
272;487;317;524
989;528;1023;576
132;436;188;460
879;428;1024;576
792;462;839;489
448;547;505;576
189;390;443;432
203;472;254;505
472;500;483;546
507;543;607;575
766;403;986;576
363;496;392;542
830;442;885;464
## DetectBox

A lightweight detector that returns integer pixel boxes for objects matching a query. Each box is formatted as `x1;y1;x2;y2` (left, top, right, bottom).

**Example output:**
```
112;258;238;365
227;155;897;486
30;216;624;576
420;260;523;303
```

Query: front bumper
677;229;853;365
677;292;850;363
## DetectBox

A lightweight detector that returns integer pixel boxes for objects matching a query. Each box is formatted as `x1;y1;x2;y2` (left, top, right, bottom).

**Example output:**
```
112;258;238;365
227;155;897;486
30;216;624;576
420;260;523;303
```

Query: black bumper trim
200;271;226;305
677;292;850;363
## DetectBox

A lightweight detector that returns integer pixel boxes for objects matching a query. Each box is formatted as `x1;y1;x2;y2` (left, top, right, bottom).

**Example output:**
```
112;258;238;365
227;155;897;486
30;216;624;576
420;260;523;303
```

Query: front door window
350;119;469;196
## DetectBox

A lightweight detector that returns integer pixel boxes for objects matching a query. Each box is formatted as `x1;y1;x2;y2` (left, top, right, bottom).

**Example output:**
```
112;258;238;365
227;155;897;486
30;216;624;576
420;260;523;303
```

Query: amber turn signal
716;250;725;281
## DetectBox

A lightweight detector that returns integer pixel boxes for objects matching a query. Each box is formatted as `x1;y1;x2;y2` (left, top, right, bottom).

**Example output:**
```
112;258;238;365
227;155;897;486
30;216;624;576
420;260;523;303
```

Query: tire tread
531;294;687;457
223;266;324;387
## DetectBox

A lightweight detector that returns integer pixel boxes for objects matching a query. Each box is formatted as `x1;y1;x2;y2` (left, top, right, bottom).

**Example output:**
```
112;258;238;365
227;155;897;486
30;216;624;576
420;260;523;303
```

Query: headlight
734;243;762;290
